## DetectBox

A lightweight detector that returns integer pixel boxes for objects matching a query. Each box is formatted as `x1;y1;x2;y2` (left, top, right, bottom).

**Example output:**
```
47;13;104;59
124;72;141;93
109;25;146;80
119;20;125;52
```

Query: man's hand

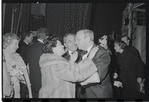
137;77;142;84
114;81;123;88
113;73;118;79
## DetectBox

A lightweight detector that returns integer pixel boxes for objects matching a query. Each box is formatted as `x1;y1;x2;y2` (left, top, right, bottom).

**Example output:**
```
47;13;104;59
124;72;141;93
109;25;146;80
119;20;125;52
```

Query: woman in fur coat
38;36;99;98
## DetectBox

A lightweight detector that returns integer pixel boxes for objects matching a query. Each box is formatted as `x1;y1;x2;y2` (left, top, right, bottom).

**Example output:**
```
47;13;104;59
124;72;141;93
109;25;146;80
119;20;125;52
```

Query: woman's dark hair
98;35;111;46
114;40;128;50
36;27;49;38
42;36;62;53
20;32;31;41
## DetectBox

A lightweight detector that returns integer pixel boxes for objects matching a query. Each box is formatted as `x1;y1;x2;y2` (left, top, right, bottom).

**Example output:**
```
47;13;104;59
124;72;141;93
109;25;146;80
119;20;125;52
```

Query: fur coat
39;54;97;98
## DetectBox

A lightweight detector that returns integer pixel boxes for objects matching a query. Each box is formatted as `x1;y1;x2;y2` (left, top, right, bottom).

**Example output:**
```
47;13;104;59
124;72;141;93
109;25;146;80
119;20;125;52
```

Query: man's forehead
66;35;75;40
76;32;84;38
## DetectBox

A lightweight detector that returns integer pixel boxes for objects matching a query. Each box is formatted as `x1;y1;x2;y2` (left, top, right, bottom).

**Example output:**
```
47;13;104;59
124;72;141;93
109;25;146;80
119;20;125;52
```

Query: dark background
90;3;127;43
3;3;127;42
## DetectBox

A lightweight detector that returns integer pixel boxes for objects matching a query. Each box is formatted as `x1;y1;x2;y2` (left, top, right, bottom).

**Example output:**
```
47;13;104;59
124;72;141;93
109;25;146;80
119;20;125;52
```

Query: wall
90;3;127;44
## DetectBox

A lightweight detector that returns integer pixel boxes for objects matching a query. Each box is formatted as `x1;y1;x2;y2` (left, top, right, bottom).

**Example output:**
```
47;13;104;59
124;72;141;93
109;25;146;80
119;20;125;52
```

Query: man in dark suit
27;27;49;98
121;35;146;97
17;32;33;65
75;29;113;98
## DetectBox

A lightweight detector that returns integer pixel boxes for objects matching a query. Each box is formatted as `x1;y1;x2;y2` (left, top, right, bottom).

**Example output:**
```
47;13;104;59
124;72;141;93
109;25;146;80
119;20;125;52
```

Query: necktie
78;50;87;60
78;50;87;56
82;50;88;55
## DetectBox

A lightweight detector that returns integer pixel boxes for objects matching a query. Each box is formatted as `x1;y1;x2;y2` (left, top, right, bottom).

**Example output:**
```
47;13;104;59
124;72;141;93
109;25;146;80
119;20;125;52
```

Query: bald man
75;29;113;98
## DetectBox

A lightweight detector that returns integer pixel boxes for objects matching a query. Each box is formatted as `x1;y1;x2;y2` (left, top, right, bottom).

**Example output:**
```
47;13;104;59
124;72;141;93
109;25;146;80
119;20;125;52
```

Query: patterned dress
4;53;32;98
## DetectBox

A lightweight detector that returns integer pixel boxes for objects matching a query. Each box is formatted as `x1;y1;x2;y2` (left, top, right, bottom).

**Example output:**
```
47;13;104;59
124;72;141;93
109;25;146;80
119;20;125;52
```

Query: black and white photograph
2;1;147;101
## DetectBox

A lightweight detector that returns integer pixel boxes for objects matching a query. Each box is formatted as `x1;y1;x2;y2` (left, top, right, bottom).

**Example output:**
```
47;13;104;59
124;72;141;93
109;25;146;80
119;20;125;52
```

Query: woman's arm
53;58;97;82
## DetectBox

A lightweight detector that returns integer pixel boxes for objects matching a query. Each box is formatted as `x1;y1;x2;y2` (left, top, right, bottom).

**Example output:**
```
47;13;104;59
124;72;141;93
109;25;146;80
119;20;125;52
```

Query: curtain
3;4;13;34
132;26;146;64
30;3;46;31
21;3;31;32
3;3;6;29
2;3;31;36
46;3;92;37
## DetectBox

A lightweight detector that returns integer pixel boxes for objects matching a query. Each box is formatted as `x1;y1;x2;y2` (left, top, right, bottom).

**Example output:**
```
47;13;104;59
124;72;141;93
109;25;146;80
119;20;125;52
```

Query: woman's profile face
54;40;65;56
99;35;107;45
5;39;19;54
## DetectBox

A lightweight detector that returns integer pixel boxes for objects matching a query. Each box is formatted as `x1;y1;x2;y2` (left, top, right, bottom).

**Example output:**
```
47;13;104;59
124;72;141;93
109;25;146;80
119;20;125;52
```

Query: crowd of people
3;27;145;99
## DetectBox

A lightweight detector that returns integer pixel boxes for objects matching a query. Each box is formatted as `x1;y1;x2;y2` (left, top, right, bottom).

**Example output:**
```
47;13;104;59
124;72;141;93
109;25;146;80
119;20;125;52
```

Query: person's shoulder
13;53;23;59
94;45;110;57
97;45;109;54
40;54;68;67
21;42;28;47
129;45;138;51
29;41;43;48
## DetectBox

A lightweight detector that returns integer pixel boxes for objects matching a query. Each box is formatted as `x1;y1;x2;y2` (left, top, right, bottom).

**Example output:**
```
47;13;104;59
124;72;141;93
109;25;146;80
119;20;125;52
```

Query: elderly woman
114;40;145;98
3;33;32;98
39;36;99;98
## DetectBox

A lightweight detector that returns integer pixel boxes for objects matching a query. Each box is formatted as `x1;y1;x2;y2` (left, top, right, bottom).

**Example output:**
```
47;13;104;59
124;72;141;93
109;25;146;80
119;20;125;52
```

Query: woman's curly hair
3;33;20;49
42;35;62;53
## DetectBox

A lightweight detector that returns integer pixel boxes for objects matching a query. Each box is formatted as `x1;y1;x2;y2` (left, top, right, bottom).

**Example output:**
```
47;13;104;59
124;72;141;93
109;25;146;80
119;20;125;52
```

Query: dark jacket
18;41;29;65
128;45;141;59
78;44;113;98
117;48;145;98
27;41;44;92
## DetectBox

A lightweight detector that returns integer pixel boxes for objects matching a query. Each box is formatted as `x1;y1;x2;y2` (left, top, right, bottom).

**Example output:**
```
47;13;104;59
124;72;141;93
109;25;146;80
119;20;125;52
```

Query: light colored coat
4;53;32;98
3;60;12;97
39;54;97;98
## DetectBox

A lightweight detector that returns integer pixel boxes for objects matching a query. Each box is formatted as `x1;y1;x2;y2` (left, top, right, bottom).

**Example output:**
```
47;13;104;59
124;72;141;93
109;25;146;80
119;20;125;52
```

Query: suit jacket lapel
87;44;97;58
62;51;71;61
